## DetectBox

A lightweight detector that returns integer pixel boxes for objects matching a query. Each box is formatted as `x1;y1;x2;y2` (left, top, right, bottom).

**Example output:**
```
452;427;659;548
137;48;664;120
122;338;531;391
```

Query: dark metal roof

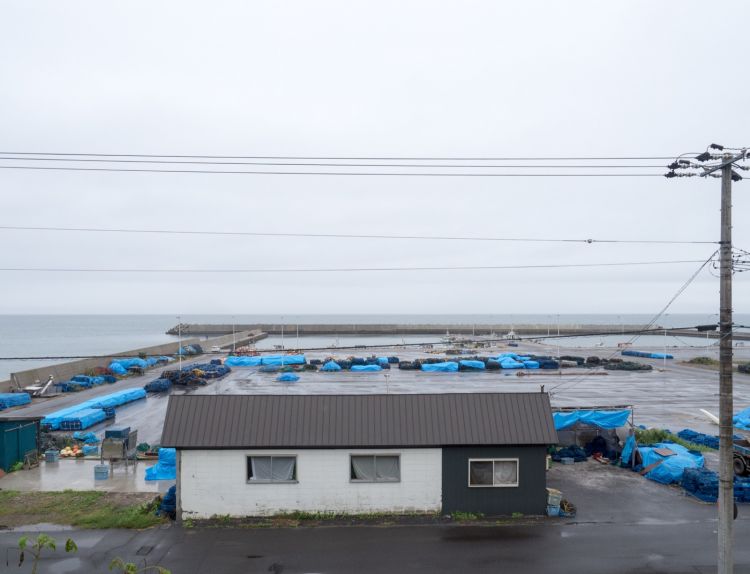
161;393;557;449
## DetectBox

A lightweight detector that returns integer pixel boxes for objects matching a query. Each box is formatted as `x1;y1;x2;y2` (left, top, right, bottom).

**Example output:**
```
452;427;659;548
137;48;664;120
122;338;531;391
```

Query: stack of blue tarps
0;393;31;411
677;429;720;450
421;362;459;372
351;364;382;372
500;358;525;369
621;350;674;360
636;442;704;484
523;360;540;369
733;406;750;431
159;485;177;517
71;375;105;386
144;379;172;392
277;373;300;382
60;408;107;431
321;361;342;371
145;448;176;481
72;431;99;443
459;360;485;370
108;362;128;375
42;388;147;430
554;409;631;430
377;357;390;366
682;468;750;503
109;358;149;370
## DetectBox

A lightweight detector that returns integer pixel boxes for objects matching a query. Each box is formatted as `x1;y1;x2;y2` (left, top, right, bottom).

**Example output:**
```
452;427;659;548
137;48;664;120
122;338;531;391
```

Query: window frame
349;453;402;483
246;454;298;484
467;458;519;488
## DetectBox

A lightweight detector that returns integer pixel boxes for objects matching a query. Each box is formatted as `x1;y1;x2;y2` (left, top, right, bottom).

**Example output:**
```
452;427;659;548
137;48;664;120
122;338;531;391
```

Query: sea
2;313;749;381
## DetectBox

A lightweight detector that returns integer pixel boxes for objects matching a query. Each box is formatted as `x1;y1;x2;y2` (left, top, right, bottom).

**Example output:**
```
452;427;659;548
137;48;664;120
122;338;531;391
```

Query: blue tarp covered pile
551;445;588;462
0;393;31;411
144;379;172;392
72;431;99;444
60;408;108;431
622;350;674;360
321;360;342;371
145;448;176;481
677;429;720;450
682;468;750;503
734;407;750;431
351;364;382;372
158;485;177;518
636;442;704;484
277;372;300;382
71;375;106;387
421;362;459;372
42;388;147;430
459;360;485;371
225;354;306;367
186;363;231;379
553;409;631;430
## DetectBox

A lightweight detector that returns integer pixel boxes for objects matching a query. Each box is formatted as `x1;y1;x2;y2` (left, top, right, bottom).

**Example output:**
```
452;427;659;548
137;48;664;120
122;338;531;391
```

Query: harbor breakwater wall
0;330;265;393
168;323;646;337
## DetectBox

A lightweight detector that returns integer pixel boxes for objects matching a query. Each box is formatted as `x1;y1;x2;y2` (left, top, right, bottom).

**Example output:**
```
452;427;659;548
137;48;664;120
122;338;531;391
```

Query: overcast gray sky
0;1;748;314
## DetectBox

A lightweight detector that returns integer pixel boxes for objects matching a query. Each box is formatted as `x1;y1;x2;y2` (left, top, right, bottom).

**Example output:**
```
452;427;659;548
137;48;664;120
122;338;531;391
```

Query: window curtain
469;461;493;485
493;461;518;485
271;457;296;481
351;456;376;480
250;456;272;480
375;456;400;481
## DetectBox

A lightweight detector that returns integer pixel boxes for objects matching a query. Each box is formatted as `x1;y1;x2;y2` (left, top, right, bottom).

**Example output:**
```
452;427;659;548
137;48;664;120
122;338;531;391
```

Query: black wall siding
441;446;548;516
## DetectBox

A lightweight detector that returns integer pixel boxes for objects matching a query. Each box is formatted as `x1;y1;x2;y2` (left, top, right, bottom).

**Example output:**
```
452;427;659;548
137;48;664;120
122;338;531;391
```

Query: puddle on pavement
441;527;540;542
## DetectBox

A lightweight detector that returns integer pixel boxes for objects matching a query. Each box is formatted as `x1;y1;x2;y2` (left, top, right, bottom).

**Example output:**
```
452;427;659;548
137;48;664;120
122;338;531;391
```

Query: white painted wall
179;448;442;518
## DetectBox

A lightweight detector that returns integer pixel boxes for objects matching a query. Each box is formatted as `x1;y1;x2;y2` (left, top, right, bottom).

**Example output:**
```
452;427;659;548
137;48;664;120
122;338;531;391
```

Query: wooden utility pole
718;157;734;574
666;145;747;574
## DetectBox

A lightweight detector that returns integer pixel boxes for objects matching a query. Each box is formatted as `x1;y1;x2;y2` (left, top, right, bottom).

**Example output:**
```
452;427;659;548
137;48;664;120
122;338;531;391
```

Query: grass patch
0;490;165;529
688;356;719;366
450;511;484;522
635;428;714;452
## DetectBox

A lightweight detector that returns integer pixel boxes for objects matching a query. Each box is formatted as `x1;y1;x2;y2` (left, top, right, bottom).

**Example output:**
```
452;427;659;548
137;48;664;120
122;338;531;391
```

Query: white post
177;315;182;371
232;316;236;353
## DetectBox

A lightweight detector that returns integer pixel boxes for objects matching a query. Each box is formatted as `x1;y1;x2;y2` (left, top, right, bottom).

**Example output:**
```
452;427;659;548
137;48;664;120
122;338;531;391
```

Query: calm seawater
2;314;748;381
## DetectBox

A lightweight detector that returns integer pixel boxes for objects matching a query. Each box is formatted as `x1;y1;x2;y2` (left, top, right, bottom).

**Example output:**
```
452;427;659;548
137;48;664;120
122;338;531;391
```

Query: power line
0;156;669;168
0;225;718;245
0;259;711;274
0;152;687;161
0;165;663;176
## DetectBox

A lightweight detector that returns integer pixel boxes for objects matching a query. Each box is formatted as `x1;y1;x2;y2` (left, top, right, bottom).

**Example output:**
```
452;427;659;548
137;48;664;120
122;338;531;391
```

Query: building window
468;459;519;487
247;456;297;483
350;454;401;482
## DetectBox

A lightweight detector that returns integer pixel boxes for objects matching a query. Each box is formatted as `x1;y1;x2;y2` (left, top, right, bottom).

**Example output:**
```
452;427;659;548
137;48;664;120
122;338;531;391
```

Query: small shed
0;415;42;472
161;392;558;519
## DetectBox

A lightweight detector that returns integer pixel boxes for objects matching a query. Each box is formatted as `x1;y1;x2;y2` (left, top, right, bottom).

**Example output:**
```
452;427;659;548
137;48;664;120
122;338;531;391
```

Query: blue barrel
94;464;109;480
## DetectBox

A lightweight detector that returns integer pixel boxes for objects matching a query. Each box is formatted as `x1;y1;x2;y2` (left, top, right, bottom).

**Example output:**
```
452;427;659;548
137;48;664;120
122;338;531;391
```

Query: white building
161;393;557;519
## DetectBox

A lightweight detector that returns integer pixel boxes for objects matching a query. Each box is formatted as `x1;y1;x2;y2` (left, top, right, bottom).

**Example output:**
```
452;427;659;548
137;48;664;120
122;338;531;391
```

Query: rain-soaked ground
3;338;749;491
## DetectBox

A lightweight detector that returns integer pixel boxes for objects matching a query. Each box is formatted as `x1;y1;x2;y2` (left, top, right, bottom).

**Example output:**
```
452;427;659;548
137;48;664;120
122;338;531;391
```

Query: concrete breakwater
0;330;266;393
168;323;649;337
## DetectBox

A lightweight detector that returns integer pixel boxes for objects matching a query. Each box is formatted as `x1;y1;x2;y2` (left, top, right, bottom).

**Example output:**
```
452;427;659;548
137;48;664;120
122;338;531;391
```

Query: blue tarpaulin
734;406;750;430
351;364;382;372
60;408;107;430
321;360;342;371
621;435;636;466
276;373;300;382
109;358;149;370
638;442;704;484
261;354;306;366
523;361;540;369
622;350;673;360
145;448;176;481
108;362;128;375
224;356;263;367
459;360;485;370
377;357;390;365
0;393;31;411
421;362;459;372
499;359;525;369
553;409;631;430
42;389;146;430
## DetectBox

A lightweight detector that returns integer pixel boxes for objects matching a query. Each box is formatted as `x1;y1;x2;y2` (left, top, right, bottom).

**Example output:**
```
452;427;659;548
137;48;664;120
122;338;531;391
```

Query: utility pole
666;144;748;574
